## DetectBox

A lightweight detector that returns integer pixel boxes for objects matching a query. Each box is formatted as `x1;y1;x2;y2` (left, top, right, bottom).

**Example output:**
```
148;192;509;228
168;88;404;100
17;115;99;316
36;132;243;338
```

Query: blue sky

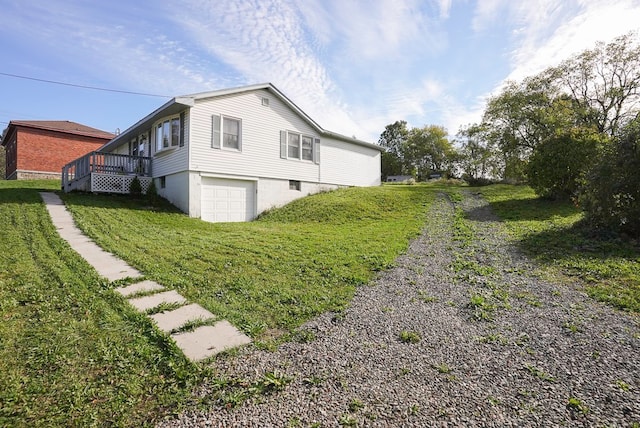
1;0;639;142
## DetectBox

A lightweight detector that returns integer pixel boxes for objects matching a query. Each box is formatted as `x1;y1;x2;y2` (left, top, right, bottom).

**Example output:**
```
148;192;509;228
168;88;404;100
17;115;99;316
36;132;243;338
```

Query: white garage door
201;178;255;223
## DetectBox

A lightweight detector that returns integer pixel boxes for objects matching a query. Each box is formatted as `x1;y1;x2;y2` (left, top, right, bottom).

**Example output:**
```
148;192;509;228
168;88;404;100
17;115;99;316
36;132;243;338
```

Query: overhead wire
0;71;171;98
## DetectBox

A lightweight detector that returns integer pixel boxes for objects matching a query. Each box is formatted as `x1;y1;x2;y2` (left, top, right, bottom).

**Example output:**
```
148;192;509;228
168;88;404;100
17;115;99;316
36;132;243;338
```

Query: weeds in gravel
289;329;316;343
348;398;365;412
338;414;358;426
303;375;325;386
468;294;496;321
524;364;556;383
260;371;292;392
397;367;411;377
477;333;509;345
566;397;589;415
514;291;543;307
212;370;293;408
398;330;421;343
615;380;631;391
417;289;438;303
562;320;583;334
433;363;452;374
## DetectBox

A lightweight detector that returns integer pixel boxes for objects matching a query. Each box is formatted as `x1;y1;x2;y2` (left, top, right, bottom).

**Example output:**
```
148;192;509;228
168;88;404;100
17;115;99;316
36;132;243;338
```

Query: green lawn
0;181;204;427
62;184;435;340
1;179;637;426
0;180;436;426
479;184;640;312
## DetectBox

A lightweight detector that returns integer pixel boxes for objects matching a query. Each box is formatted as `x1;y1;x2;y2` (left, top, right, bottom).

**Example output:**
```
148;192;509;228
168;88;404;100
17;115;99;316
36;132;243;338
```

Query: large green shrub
580;117;640;237
527;128;605;200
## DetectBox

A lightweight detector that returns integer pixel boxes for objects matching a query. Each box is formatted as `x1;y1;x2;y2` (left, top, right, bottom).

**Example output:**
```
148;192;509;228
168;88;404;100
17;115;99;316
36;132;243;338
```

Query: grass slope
480;184;640;312
62;185;435;340
3;180;637;426
0;181;200;427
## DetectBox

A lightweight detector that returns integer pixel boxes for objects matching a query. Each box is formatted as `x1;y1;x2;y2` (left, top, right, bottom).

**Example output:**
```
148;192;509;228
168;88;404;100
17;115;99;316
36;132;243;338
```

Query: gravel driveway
160;191;639;427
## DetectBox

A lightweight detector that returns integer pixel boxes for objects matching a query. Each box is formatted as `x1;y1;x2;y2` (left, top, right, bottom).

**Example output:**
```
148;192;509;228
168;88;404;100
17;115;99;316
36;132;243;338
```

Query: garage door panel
201;178;255;223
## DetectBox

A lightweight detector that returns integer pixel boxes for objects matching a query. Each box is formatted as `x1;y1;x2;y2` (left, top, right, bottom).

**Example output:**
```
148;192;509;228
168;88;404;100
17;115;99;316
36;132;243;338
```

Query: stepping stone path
40;192;251;361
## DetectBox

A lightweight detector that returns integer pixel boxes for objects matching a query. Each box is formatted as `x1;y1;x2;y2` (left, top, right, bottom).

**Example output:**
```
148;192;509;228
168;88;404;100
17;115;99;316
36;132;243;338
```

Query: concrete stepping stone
115;280;165;297
40;192;252;361
82;249;141;281
150;303;215;333
128;290;186;312
171;321;252;361
40;192;142;281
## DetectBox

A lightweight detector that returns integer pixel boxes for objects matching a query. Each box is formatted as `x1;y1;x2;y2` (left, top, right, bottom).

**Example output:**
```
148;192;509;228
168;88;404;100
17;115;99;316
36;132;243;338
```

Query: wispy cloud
1;0;223;95
473;0;640;86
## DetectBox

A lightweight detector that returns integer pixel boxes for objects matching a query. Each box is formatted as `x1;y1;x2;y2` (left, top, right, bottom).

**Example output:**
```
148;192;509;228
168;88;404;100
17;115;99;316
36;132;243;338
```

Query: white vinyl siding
190;90;320;183
319;137;381;186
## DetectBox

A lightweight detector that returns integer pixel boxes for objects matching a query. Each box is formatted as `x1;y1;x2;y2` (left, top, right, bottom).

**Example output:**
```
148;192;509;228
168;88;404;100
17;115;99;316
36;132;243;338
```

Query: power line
0;72;171;98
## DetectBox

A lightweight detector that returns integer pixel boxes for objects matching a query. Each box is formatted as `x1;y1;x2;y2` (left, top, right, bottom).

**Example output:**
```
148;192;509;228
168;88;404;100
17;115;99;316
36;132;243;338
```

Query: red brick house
1;120;114;180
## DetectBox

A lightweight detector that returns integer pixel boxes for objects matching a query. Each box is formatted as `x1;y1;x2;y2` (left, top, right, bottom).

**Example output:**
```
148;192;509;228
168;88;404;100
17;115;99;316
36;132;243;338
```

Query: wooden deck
62;152;153;194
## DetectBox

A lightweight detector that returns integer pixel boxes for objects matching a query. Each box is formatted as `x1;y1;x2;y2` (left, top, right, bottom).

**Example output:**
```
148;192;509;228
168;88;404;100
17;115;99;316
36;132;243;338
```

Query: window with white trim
212;114;242;150
280;131;320;163
155;116;180;152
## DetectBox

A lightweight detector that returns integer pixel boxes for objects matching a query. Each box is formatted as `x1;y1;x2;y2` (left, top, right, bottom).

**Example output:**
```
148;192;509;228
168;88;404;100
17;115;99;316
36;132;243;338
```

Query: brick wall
14;128;108;178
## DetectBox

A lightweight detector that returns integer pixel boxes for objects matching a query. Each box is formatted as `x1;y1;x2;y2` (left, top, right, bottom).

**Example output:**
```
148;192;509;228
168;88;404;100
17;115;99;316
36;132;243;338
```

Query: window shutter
211;115;221;149
280;131;287;159
313;138;320;164
179;112;185;147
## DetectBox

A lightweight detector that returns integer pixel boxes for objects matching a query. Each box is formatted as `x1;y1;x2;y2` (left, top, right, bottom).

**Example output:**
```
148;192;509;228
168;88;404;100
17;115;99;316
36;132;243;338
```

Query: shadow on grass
0;180;61;204
62;191;182;213
494;202;640;312
519;220;639;263
467;195;580;222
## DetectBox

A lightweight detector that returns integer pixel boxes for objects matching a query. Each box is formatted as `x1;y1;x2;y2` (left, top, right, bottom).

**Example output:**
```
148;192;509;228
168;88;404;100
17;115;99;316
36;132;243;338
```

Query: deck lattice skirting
90;173;152;194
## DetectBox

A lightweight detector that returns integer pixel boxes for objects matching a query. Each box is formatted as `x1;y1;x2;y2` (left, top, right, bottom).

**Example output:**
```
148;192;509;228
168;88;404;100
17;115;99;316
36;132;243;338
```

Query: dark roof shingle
8;120;114;140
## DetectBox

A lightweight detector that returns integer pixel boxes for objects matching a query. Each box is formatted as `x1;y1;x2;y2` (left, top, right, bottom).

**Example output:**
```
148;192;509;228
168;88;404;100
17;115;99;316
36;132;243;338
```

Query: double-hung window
281;131;319;163
287;133;300;158
155;116;180;152
212;114;242;150
301;136;313;161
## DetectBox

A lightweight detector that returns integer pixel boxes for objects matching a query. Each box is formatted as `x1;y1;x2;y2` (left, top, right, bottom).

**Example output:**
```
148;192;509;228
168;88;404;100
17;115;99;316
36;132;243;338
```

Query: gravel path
160;191;639;427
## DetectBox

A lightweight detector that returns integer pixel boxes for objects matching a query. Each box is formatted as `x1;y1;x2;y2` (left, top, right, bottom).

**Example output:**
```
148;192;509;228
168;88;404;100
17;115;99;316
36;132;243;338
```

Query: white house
62;83;382;222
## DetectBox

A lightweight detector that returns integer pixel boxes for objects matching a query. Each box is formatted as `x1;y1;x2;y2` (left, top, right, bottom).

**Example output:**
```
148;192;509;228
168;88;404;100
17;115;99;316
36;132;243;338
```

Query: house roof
1;120;114;146
100;83;382;152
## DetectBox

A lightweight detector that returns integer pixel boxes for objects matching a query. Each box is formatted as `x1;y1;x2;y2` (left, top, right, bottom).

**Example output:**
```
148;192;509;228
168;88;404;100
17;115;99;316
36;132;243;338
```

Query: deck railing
62;152;152;191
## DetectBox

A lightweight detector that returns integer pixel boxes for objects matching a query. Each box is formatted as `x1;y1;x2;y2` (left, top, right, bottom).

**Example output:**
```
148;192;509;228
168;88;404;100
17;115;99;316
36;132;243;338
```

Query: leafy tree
404;125;455;180
381;150;403;180
544;32;640;136
379;121;409;179
527;127;606;200
480;32;639;182
580;115;640;237
456;124;499;184
379;120;409;156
